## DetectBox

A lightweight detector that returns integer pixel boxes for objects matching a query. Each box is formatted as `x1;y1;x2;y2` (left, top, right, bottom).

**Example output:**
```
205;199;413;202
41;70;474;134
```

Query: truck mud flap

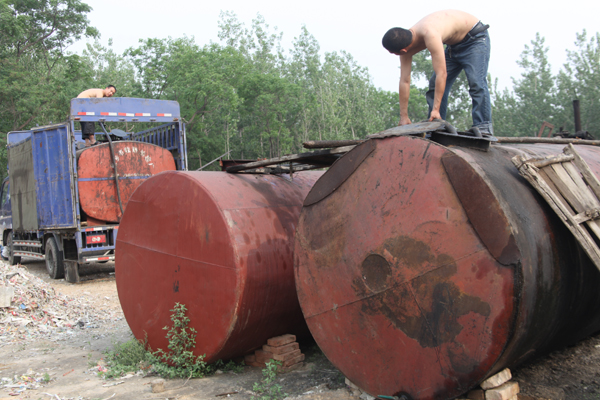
64;260;80;283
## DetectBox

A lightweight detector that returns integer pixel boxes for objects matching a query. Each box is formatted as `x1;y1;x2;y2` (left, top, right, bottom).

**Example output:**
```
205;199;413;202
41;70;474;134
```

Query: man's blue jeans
426;30;492;134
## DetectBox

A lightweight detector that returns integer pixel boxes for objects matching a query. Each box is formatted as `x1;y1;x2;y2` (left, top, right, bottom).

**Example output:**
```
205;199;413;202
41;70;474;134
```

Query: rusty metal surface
294;136;600;399
441;153;519;265
77;141;176;223
115;170;322;363
304;140;375;206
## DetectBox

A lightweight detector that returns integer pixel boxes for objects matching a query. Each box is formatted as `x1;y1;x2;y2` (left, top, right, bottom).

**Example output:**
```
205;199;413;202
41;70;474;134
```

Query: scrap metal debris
0;262;121;347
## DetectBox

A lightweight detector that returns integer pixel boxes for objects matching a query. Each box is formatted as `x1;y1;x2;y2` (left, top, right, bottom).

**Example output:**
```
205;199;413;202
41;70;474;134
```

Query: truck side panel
8;138;38;231
32;125;76;229
8;124;77;231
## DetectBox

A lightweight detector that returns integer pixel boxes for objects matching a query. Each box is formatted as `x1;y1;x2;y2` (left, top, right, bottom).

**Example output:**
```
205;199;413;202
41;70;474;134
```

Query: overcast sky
70;0;599;94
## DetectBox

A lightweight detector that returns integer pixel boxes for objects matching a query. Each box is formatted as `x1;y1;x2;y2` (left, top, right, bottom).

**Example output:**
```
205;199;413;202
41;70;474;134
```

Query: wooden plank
565;143;600;200
500;137;600;145
547;162;600;241
303;140;365;149
512;148;600;272
225;145;355;173
544;165;588;212
538;168;574;213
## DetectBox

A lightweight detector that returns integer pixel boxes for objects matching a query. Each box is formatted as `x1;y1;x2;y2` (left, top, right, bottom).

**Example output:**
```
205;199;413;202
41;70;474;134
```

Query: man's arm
398;54;413;126
425;37;447;121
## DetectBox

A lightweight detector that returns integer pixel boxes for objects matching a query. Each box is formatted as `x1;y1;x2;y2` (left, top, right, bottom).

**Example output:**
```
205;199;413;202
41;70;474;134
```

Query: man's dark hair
382;28;413;53
107;84;116;93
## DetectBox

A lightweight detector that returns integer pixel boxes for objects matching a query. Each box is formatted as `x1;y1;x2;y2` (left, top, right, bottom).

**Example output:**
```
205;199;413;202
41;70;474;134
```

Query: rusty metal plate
304;140;375;206
442;153;520;265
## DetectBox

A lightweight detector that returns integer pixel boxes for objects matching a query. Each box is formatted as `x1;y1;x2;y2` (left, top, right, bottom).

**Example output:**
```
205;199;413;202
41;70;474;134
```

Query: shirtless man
382;10;492;135
76;85;117;146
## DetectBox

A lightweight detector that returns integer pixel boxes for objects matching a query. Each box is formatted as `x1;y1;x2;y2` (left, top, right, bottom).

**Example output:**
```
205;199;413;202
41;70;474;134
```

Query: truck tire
45;237;65;279
8;232;21;266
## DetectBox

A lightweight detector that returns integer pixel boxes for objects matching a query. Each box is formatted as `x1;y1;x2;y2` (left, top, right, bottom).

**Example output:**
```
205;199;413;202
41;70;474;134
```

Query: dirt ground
2;259;600;400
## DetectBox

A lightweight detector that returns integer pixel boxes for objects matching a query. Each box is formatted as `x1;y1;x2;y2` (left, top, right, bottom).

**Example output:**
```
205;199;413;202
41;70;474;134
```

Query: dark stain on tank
256;251;262;264
243;233;251;245
173;280;179;293
354;236;491;349
361;254;392;292
383;236;435;268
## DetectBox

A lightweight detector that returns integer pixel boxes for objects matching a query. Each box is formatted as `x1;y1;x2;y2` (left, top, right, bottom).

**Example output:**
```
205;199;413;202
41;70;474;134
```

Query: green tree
555;30;600;136
82;39;142;98
497;33;556;137
0;0;98;132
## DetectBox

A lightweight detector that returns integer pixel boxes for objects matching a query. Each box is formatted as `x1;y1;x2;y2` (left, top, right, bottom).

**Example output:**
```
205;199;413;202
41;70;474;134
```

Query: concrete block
151;378;165;393
481;368;512;389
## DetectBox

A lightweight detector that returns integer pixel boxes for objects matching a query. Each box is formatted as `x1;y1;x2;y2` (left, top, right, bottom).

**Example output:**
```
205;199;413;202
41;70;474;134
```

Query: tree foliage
1;5;599;177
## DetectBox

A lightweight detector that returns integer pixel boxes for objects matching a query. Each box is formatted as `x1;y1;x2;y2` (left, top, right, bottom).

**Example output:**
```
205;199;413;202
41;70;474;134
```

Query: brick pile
458;368;522;400
244;334;305;372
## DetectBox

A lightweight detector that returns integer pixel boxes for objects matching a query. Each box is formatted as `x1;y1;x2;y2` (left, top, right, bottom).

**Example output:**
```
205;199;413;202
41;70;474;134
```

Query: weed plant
99;303;243;379
253;360;287;400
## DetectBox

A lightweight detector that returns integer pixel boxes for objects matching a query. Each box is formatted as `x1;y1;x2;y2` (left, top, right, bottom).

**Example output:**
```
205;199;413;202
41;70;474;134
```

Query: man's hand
428;110;442;122
399;116;412;126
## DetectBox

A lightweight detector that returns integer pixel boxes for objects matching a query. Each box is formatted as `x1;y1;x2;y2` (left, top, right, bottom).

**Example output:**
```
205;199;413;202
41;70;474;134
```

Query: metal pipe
574;99;582;132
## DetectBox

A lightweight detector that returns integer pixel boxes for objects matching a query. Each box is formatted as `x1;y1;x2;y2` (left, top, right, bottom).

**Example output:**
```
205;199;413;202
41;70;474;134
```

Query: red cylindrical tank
77;141;176;223
295;136;600;399
116;170;322;363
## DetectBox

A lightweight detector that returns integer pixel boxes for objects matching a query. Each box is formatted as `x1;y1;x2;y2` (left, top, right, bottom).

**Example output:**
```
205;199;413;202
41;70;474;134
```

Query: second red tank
116;170;322;363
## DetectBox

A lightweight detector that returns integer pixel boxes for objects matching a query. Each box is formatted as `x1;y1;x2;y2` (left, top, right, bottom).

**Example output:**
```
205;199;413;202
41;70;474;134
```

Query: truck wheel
8;232;21;266
45;237;65;279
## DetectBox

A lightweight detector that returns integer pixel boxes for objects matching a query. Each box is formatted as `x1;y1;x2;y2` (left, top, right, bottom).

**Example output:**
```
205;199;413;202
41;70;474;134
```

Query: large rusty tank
116;170;322;363
77;141;176;223
294;136;600;399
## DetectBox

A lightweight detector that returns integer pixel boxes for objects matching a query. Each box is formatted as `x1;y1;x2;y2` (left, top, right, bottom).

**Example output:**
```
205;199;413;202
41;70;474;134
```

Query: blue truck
1;97;187;282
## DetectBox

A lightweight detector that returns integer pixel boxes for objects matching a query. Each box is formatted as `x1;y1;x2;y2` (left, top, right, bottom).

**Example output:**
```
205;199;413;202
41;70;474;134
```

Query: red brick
245;360;266;368
263;342;300;355
267;334;296;347
281;353;305;367
278;362;304;373
273;349;302;362
255;349;274;363
244;354;256;363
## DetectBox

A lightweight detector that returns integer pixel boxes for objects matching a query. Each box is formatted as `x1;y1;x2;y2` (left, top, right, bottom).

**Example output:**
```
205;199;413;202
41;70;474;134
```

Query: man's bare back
407;10;480;55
